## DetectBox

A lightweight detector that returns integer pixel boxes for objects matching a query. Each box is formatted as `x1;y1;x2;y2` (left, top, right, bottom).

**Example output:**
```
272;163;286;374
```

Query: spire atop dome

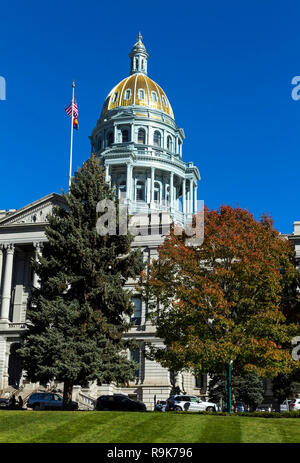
129;32;149;76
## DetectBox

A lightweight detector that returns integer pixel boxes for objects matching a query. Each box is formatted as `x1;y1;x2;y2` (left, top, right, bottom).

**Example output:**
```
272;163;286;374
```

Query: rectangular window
131;297;142;325
130;348;140;378
195;374;204;389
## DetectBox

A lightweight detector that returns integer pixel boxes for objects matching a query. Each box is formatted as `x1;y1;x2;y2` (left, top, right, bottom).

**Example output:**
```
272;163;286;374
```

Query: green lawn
0;411;299;443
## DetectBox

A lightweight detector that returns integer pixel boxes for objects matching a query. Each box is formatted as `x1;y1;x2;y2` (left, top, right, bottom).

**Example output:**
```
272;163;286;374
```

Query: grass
0;411;299;443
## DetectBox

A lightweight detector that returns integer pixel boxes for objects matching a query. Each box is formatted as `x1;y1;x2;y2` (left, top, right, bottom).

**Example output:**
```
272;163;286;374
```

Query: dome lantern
129;32;149;76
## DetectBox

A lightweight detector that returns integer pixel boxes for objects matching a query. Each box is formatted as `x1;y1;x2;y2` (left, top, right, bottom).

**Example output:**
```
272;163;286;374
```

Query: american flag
65;100;78;119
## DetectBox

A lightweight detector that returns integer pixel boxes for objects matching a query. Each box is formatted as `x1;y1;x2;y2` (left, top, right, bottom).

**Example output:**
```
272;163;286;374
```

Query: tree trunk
63;380;74;410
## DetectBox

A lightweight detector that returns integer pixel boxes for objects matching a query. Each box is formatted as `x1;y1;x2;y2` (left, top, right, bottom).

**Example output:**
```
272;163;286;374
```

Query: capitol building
0;35;203;408
1;35;299;409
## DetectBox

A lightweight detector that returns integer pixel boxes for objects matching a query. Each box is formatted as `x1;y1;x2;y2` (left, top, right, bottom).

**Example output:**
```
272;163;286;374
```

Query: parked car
95;394;146;412
26;392;78;411
154;400;167;412
165;395;218;412
235;402;245;412
0;398;9;409
289;399;300;411
255;404;276;412
280;400;292;412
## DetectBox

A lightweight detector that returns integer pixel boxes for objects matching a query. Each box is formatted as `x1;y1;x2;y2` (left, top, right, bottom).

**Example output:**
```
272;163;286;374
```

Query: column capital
4;243;14;253
33;241;44;250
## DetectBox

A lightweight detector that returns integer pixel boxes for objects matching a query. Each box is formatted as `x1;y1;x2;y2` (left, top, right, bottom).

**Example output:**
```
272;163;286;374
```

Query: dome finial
129;33;149;76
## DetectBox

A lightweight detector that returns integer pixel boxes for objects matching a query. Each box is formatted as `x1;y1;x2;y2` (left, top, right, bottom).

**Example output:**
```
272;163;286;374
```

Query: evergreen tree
18;156;144;409
209;372;264;411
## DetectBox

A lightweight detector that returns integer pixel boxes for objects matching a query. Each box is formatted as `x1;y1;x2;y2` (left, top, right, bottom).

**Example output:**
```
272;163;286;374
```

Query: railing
8;323;26;329
77;392;96;411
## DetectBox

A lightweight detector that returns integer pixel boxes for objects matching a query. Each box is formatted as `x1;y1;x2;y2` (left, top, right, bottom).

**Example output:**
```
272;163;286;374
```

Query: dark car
235;402;245;412
255;404;276;412
0;398;9;409
26;392;78;411
95;394;146;411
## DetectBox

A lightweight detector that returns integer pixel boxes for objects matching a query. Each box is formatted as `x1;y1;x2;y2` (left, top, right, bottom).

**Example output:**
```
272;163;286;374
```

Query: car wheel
33;404;40;411
206;406;215;412
174;406;182;411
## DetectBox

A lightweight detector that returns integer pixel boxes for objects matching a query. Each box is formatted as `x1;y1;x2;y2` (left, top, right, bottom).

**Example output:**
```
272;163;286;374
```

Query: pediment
0;193;66;226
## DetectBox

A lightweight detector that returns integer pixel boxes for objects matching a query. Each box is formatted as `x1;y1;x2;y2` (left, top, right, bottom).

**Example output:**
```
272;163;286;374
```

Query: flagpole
68;80;75;192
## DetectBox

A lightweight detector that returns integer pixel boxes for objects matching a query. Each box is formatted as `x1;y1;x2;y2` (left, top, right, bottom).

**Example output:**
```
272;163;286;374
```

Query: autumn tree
140;205;299;383
18;156;144;409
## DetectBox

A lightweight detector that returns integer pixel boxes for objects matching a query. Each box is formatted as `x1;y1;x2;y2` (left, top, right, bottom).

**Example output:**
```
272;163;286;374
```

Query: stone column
130;124;134;142
1;244;14;320
0;245;3;293
151;167;155;204
114;124;117;143
189;179;193;214
33;242;43;288
147;173;151;204
170;172;174;209
194;182;198;213
126;163;132;202
182;178;186;215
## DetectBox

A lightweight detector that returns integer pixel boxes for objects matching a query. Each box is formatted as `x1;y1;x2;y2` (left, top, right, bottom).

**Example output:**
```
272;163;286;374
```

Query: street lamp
224;360;233;414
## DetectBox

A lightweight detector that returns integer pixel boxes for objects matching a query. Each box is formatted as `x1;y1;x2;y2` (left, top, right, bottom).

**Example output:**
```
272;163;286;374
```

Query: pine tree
18;156;144;409
208;372;264;411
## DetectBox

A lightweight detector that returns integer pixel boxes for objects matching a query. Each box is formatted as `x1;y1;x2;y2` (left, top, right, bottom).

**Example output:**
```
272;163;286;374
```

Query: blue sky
0;0;299;233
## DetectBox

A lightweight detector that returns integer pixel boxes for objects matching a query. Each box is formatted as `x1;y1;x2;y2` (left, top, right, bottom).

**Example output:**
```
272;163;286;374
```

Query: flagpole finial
72;80;75;88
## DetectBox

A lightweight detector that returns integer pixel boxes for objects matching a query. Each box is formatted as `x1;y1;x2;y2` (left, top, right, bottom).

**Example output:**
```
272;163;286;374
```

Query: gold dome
101;73;174;119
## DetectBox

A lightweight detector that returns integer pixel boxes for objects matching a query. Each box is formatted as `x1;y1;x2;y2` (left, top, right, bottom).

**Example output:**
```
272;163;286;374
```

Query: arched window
122;129;129;143
162;95;168;107
108;132;114;146
167;136;173;152
112;91;118;103
136;180;145;201
153;130;161;147
151;91;158;103
154;181;161;203
138;128;146;144
124;89;131;100
138;89;145;100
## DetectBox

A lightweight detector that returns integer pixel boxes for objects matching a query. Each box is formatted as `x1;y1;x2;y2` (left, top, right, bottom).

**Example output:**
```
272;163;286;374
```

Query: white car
289;399;300;411
167;395;218;412
280;400;292;412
